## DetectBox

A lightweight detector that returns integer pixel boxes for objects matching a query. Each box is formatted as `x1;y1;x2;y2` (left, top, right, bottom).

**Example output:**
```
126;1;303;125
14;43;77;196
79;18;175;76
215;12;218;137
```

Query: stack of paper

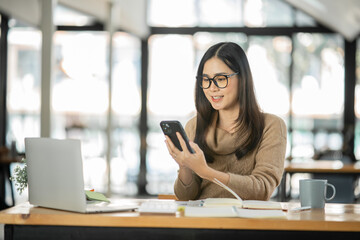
184;205;286;218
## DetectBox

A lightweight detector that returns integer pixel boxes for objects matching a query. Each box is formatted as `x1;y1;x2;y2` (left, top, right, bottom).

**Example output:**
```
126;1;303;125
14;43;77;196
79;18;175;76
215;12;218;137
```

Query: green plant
10;158;28;195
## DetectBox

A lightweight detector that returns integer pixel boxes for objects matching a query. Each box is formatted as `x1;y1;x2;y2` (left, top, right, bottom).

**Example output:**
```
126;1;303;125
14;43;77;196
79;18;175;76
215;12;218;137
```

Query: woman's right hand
165;133;210;178
165;133;230;185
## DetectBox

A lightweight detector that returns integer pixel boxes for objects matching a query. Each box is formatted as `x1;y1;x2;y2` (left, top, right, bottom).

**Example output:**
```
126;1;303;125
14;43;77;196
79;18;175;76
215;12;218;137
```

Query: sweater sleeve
227;115;287;200
173;117;202;200
174;172;202;200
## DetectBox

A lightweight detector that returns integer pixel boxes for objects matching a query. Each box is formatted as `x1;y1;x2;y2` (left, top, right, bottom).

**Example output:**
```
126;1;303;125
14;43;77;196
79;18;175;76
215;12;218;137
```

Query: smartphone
160;120;195;153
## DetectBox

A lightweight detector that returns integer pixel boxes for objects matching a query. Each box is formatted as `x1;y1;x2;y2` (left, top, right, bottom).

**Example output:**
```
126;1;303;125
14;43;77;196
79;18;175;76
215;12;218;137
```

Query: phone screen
160;121;195;153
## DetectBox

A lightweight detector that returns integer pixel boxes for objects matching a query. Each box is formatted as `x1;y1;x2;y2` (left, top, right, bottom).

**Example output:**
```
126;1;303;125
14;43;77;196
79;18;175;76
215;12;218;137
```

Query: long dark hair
194;42;264;163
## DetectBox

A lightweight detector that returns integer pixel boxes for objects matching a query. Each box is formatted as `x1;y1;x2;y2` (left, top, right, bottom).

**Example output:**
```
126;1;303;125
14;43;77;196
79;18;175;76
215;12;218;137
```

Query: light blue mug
299;179;336;209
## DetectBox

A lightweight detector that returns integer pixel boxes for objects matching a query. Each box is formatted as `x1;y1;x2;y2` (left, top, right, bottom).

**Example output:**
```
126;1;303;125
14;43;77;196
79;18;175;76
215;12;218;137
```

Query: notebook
206;178;283;210
201;198;283;210
25;137;138;213
184;206;286;218
183;178;285;218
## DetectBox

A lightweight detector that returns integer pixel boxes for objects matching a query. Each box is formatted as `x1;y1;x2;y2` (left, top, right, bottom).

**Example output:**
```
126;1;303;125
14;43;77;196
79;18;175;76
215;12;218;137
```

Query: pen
289;206;311;212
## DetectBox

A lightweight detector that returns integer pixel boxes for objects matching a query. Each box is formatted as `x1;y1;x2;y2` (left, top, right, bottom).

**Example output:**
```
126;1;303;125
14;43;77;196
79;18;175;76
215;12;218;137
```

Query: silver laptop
25;137;138;213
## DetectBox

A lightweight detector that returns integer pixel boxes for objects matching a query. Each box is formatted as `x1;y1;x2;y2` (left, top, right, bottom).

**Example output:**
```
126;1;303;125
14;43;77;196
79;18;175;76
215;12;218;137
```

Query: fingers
164;136;180;160
176;132;193;154
165;136;176;152
176;132;186;152
165;133;201;169
189;141;201;153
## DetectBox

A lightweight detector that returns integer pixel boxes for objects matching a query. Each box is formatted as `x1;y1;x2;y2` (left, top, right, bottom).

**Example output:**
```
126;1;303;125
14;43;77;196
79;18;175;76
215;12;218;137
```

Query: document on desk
184;206;286;218
201;198;283;210
184;198;285;218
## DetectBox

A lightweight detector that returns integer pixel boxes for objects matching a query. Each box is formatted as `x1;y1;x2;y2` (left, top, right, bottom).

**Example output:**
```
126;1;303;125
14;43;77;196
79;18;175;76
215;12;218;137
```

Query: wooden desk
279;160;360;202
1;201;360;240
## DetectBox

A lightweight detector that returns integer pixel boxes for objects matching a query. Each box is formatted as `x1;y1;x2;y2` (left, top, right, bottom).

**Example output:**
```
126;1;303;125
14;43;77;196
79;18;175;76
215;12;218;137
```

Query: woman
165;42;287;201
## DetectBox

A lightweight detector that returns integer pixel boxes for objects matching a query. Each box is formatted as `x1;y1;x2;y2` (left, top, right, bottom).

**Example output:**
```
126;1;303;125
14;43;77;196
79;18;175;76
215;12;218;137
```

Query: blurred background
0;0;359;207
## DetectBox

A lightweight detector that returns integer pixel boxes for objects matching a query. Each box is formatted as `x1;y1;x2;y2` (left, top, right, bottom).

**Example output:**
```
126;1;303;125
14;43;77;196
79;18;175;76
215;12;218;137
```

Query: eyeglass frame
197;72;239;89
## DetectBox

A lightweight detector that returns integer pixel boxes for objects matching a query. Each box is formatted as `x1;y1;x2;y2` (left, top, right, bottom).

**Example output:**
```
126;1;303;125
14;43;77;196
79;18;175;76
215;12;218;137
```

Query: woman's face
202;57;240;113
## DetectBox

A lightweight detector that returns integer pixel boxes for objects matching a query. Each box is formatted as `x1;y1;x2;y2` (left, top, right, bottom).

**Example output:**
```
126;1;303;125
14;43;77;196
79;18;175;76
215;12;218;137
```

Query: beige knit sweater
174;112;287;201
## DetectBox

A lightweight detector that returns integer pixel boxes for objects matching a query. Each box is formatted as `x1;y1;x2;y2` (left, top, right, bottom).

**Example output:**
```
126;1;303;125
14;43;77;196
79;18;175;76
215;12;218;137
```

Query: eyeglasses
197;72;239;89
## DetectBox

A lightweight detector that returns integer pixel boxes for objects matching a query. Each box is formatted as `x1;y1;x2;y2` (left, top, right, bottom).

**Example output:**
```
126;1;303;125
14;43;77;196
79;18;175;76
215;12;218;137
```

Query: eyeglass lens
202;75;228;89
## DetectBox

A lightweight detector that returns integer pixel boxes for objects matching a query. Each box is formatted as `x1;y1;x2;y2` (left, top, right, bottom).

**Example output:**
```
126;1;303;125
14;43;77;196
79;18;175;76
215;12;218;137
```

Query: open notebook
200;198;282;210
184;178;285;218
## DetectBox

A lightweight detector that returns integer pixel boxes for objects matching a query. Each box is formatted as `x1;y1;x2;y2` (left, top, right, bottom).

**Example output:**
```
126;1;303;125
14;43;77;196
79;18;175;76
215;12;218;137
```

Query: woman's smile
211;95;223;102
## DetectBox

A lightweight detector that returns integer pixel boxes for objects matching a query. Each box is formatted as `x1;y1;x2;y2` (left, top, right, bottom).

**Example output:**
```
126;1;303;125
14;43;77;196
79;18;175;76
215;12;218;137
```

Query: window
354;38;360;159
292;33;344;158
52;31;142;195
110;33;141;195
6;25;41;204
53;31;109;192
247;36;291;158
148;0;197;27
148;0;296;28
7;26;41;152
147;34;195;194
244;0;293;27
198;0;243;27
247;35;290;117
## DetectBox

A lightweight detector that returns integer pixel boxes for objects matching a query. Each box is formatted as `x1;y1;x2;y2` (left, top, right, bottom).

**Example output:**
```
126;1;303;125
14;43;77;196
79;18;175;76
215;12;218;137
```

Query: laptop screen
25;138;87;212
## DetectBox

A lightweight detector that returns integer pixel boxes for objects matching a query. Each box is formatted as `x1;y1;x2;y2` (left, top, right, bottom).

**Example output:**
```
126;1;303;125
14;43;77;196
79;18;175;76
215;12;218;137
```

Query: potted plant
10;159;27;194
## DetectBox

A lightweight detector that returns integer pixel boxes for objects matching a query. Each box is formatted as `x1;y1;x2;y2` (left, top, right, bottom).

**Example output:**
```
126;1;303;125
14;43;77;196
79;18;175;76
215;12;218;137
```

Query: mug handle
325;183;336;201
